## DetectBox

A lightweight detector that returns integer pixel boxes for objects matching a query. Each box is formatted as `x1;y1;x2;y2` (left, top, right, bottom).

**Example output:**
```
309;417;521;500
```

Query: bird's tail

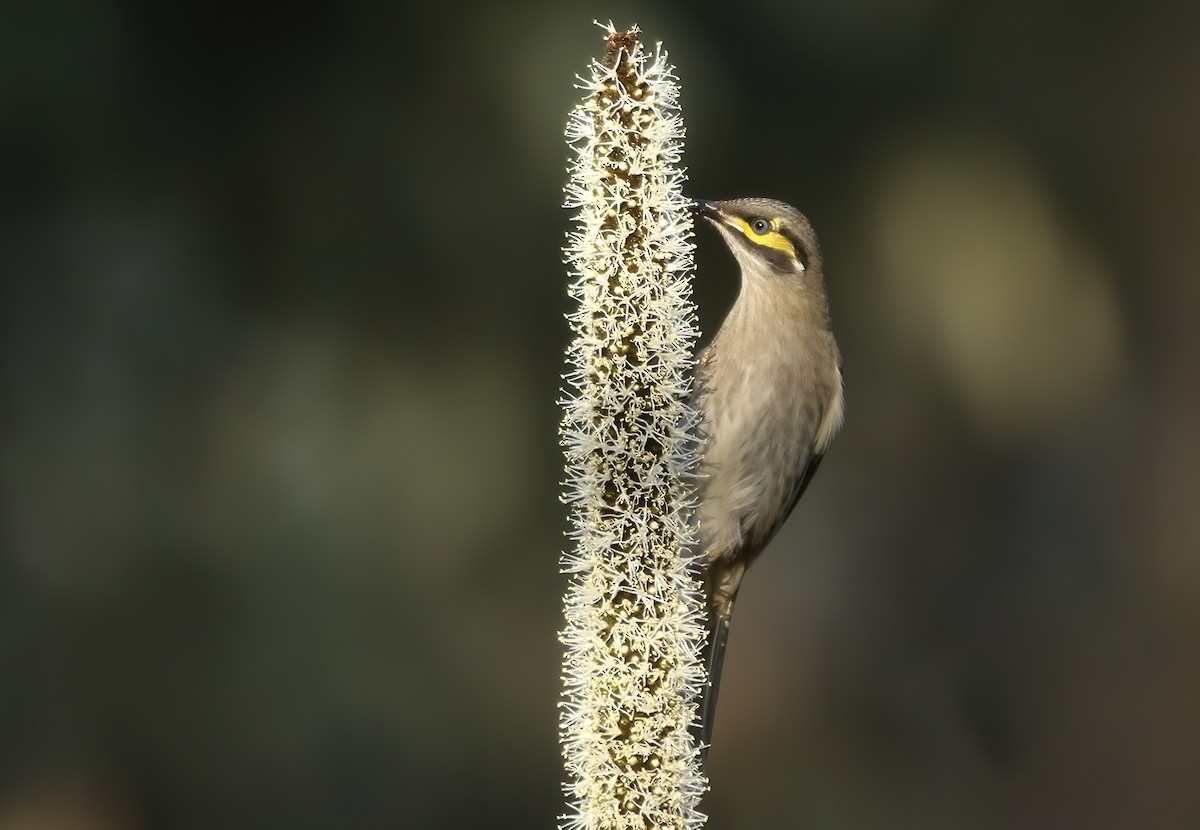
697;610;731;761
695;560;744;764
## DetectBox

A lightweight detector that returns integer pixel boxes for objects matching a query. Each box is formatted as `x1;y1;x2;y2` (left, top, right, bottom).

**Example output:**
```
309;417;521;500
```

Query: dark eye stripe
756;245;798;273
793;237;810;270
776;228;810;270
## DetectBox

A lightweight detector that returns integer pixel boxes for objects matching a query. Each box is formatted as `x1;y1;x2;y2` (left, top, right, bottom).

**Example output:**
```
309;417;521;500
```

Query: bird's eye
749;218;772;235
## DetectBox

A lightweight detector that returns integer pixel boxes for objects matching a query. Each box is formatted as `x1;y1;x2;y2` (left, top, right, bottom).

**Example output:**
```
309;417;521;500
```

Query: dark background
2;1;1198;828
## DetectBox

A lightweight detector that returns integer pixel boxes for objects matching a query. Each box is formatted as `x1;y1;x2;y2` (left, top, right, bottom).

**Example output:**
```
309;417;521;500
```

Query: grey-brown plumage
691;197;844;754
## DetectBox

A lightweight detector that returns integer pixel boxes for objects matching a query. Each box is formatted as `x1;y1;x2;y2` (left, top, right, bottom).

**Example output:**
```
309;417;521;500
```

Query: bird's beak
691;198;722;222
692;198;739;233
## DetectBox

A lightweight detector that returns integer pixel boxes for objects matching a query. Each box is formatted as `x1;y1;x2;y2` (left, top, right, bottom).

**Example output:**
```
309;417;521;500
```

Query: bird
690;197;844;757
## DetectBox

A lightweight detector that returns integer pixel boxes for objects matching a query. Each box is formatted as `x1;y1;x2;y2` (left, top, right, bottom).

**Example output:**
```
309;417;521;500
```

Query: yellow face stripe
733;217;796;257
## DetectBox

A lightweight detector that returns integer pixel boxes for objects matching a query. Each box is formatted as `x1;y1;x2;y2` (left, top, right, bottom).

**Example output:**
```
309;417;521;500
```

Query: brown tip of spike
603;27;641;70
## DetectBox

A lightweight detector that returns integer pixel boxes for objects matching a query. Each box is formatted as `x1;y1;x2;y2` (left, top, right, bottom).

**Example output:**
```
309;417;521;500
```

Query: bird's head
692;197;822;282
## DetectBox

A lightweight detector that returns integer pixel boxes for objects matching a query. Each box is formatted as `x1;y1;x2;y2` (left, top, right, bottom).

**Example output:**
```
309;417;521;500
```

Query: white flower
559;22;707;830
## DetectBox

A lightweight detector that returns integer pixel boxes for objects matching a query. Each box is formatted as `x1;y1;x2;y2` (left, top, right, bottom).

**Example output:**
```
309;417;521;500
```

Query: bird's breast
695;329;839;564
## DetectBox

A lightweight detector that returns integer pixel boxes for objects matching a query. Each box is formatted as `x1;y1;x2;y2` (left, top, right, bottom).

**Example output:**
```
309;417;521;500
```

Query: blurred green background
2;1;1198;828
